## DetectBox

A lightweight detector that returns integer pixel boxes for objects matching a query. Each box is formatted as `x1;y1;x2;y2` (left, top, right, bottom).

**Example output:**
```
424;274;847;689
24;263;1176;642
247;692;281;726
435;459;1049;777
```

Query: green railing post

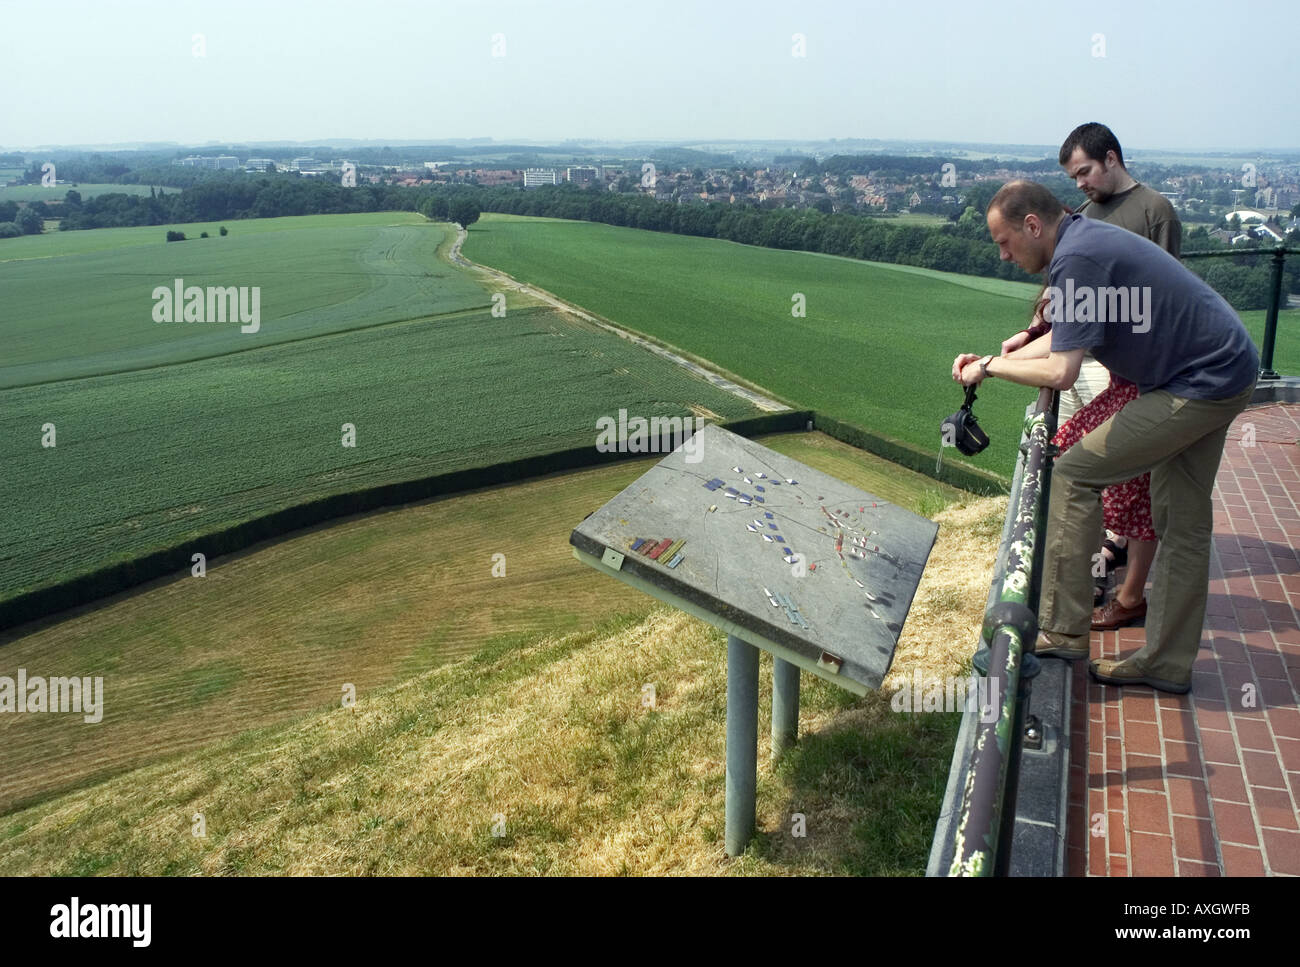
1259;245;1286;380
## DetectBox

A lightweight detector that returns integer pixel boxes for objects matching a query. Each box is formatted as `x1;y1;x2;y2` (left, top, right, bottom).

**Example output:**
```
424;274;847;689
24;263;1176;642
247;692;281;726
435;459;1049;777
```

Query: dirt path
449;225;790;414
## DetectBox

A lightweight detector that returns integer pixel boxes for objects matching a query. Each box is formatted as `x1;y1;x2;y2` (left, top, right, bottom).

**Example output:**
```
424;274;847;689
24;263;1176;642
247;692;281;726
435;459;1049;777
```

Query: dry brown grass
0;492;1005;876
885;496;1006;690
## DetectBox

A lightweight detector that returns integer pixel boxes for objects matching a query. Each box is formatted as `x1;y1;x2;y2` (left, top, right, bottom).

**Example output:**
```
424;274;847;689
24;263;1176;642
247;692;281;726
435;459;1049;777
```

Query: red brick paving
1066;403;1300;876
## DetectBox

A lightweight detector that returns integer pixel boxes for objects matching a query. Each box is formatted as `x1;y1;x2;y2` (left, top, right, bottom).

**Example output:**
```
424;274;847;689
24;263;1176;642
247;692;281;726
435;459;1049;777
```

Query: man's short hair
988;180;1069;226
1058;122;1125;168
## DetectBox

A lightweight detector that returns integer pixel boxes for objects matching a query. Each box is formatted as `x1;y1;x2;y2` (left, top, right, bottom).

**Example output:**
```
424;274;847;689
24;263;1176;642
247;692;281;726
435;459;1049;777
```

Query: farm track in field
449;225;791;413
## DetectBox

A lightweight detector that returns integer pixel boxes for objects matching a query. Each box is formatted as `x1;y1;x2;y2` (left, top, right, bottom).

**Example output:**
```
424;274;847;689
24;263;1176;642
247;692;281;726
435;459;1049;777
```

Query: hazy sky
5;0;1298;151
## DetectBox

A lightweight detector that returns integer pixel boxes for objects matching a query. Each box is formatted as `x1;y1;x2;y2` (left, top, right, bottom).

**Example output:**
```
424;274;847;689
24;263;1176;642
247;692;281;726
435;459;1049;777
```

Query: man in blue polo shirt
954;180;1257;693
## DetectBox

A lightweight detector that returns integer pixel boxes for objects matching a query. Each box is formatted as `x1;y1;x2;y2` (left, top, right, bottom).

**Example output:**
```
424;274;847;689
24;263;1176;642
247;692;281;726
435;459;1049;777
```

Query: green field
464;214;1300;470
0;183;177;201
0;211;418;262
0;215;764;610
889;212;951;226
465;214;1041;470
1;214;488;387
0;430;967;816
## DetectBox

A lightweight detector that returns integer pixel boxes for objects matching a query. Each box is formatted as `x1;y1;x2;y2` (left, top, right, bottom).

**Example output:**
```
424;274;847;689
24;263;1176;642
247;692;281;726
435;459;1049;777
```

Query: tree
64;190;82;206
15;208;43;234
219;225;228;236
962;181;1004;215
166;230;186;242
420;195;449;221
449;198;479;228
951;205;986;240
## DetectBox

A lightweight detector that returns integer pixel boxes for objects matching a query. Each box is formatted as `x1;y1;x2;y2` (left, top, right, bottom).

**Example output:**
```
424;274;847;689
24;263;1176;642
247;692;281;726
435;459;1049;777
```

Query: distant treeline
19;175;1296;310
53;177;422;229
448;183;1297;307
452;183;1039;282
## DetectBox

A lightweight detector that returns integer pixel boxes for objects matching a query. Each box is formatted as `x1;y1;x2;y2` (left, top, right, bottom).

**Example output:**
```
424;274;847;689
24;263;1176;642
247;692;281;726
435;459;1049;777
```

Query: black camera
941;385;990;457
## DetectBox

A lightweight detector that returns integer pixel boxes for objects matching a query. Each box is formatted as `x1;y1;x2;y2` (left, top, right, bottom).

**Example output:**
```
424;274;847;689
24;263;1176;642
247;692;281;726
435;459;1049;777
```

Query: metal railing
1182;244;1300;380
944;386;1057;876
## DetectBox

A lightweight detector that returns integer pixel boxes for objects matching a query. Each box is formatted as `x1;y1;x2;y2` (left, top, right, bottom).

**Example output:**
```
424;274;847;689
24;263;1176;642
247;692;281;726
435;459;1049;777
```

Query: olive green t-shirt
1077;183;1182;257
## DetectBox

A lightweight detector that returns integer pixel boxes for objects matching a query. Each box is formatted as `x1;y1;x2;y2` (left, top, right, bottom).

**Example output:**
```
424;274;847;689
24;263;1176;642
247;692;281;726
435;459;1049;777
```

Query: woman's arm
1004;335;1052;360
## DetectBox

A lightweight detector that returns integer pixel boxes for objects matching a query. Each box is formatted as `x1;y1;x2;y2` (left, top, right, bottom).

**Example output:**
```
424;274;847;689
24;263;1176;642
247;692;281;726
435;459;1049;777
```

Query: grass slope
0;431;967;815
0;488;1003;876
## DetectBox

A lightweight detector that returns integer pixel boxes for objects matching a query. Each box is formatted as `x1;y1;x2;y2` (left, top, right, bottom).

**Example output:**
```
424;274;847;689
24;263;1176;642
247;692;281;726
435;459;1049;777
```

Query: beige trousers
1058;356;1113;422
1038;382;1255;684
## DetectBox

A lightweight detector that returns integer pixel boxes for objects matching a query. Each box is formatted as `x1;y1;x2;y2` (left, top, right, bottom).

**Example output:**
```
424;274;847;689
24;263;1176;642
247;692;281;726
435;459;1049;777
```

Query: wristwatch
980;355;993;379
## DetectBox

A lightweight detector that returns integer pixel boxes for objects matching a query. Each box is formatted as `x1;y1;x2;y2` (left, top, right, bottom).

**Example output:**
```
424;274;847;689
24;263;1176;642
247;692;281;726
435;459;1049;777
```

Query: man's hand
1000;330;1031;355
951;353;981;381
959;357;988;387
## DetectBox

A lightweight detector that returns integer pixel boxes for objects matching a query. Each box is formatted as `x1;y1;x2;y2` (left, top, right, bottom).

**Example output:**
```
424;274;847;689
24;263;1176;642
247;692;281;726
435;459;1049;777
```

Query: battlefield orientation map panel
570;424;939;690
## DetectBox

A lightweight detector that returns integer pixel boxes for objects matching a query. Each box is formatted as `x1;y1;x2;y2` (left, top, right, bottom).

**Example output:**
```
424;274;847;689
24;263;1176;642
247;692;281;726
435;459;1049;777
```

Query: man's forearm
986;353;1074;390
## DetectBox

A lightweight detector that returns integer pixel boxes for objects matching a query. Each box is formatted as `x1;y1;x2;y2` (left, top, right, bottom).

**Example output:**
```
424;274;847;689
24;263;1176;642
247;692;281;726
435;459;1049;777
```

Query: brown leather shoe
1091;597;1147;631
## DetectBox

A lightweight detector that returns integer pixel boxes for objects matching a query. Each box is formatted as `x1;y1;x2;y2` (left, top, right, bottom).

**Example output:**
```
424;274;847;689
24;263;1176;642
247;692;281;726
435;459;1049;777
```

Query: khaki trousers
1038;382;1255;684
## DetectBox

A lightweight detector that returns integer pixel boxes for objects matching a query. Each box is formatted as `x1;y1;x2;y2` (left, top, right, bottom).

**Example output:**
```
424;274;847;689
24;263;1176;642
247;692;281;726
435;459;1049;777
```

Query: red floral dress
1052;375;1157;542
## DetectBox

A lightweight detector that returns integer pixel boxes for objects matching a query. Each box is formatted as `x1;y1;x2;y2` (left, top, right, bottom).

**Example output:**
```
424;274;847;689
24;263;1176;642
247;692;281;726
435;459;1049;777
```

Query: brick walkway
1066;402;1300;876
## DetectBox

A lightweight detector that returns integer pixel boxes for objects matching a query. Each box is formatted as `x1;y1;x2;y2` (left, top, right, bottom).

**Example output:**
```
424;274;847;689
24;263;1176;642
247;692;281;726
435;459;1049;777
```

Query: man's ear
1024;213;1041;238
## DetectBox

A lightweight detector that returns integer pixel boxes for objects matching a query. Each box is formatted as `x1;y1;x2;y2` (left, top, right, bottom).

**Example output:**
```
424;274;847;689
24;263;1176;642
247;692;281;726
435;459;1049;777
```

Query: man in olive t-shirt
1076;182;1181;256
1061;123;1183;416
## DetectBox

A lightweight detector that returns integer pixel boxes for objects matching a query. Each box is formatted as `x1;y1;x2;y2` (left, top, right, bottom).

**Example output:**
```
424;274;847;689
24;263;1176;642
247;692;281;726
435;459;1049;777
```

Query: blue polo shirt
1047;214;1258;399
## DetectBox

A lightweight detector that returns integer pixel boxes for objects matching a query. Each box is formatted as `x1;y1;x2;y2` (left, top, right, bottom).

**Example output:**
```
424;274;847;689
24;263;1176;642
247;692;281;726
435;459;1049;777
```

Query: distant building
174;155;239;169
245;158;276;172
292;157;322;173
523;168;558;188
566;166;599;184
466;168;522;186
